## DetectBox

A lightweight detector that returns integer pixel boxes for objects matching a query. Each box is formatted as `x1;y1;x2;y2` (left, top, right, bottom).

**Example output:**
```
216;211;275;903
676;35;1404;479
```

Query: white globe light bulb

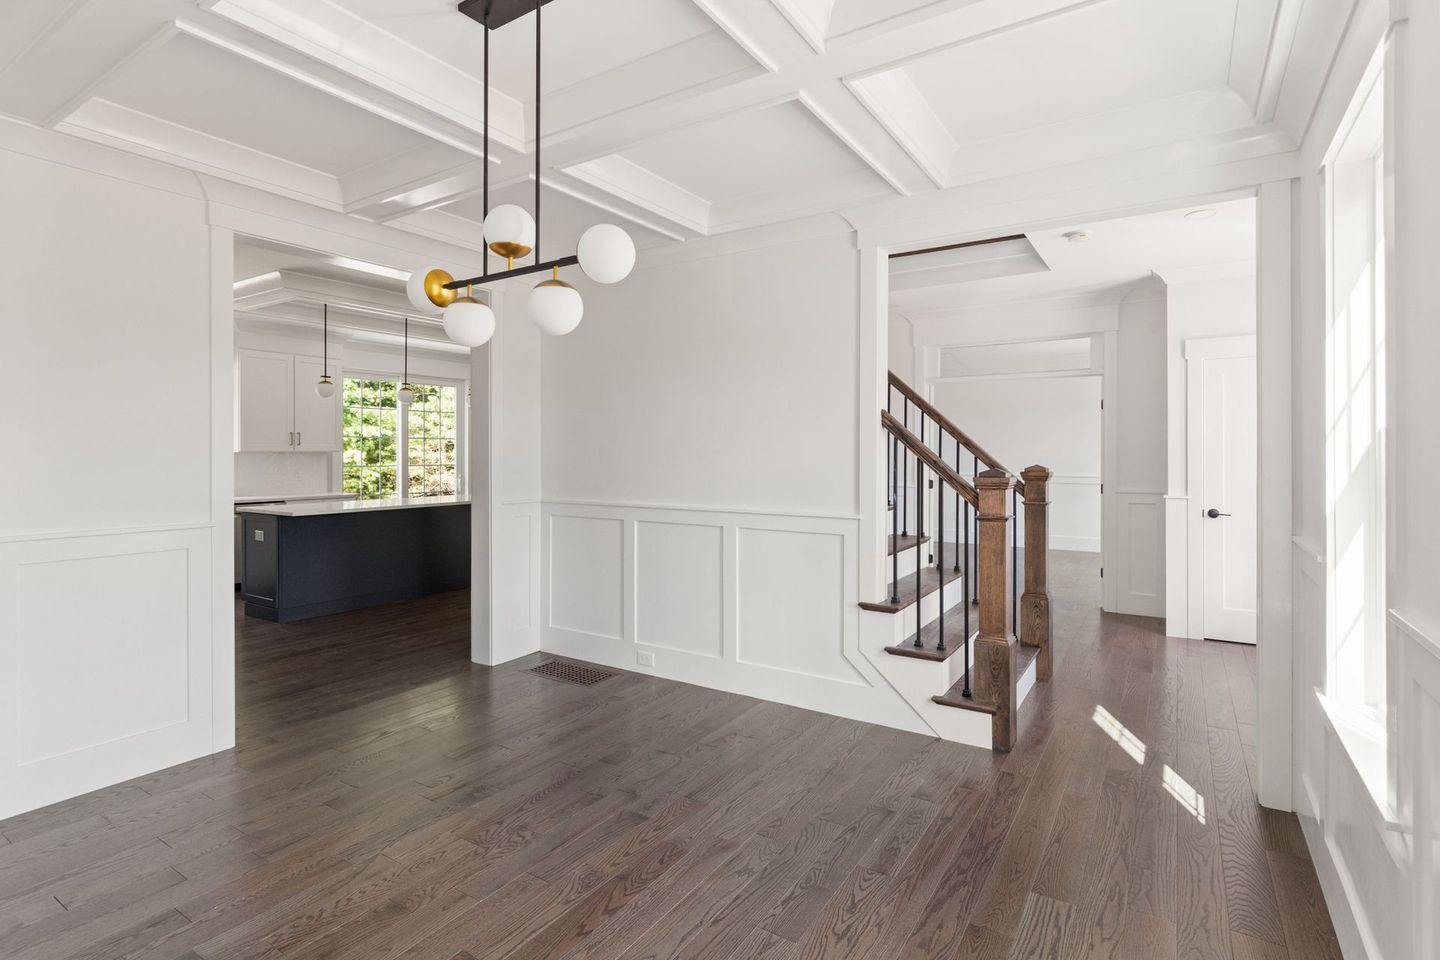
315;377;337;399
443;297;496;347
398;383;416;405
577;224;636;284
483;204;536;258
528;279;584;336
405;267;453;315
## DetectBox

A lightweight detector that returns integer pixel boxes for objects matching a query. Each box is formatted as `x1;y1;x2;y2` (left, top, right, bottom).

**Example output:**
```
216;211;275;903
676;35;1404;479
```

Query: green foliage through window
341;378;459;499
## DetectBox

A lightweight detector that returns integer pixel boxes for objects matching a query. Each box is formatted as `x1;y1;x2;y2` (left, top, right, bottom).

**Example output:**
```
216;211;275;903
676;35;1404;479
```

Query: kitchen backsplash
235;452;336;496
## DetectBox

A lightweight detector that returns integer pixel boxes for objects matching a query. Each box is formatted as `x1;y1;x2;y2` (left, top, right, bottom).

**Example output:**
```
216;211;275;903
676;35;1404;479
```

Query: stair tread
930;642;1043;712
884;616;974;662
887;534;929;556
860;547;966;613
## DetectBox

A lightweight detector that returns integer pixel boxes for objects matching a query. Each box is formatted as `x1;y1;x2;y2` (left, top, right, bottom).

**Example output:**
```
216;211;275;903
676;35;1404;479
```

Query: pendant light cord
402;316;409;385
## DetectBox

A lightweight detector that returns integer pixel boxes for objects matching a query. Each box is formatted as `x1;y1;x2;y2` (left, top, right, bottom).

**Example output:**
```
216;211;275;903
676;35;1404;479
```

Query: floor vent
529;660;616;687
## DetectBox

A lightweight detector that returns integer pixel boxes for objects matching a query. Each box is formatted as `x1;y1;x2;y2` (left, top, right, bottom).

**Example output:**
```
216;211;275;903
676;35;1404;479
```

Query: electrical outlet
636;651;655;668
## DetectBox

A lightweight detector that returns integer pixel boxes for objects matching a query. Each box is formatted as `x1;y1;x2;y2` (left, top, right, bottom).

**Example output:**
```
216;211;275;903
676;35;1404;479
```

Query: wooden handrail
888;372;1025;495
881;410;978;507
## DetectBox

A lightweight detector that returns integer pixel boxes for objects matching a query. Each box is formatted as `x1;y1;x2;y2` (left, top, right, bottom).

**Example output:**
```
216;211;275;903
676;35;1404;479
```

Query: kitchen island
236;495;470;622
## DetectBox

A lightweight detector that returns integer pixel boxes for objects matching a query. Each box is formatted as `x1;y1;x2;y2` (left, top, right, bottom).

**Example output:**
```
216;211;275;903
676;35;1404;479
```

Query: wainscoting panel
0;526;214;820
735;527;859;683
549;515;625;640
635;520;723;658
540;502;927;733
1112;492;1165;616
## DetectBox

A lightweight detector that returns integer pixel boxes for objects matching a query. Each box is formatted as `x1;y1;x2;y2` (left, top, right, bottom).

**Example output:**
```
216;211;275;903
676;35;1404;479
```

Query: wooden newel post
975;468;1018;751
1020;465;1053;682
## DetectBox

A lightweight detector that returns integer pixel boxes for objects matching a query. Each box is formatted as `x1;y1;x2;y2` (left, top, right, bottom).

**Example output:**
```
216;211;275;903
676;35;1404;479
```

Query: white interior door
1200;355;1257;643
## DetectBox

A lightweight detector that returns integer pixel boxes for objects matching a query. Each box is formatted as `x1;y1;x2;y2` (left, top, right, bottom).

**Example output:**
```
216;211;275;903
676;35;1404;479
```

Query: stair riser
901;583;971;637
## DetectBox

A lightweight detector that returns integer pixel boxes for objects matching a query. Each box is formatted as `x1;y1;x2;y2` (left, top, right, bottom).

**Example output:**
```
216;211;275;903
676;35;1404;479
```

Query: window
342;377;464;499
1326;69;1387;721
342;378;399;498
406;383;460;496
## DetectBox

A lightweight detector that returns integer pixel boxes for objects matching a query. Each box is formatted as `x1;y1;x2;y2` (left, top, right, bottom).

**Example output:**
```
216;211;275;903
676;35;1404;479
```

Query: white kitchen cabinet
235;350;341;453
236;350;294;452
292;356;341;452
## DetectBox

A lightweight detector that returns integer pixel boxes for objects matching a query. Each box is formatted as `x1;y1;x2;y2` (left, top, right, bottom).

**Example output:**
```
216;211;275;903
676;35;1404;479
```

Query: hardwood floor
0;553;1341;960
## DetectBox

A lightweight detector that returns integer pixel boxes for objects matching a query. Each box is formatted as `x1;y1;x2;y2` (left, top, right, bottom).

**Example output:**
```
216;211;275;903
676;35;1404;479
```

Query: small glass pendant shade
528;278;583;336
315;376;337;399
398;383;416;405
483;204;537;259
577;224;636;284
443;296;496;347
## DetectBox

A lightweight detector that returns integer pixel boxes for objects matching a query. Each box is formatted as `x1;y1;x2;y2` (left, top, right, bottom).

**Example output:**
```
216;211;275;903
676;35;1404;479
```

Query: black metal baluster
953;438;961;572
971;455;980;605
919;411;927;563
915;454;924;627
963;495;971;697
891;434;899;604
936;485;945;652
901;399;909;536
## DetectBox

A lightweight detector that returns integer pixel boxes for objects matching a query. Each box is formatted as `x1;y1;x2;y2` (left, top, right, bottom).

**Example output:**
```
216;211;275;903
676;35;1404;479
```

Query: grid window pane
342;378;399;498
406;383;458;496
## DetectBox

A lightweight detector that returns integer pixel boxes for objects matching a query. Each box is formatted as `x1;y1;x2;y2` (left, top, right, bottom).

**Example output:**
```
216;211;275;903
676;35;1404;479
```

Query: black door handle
1207;508;1230;519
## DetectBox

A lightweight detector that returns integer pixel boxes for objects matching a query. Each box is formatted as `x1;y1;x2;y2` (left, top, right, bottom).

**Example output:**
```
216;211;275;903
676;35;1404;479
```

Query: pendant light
407;0;636;341
442;283;496;347
315;304;337;398
398;316;415;406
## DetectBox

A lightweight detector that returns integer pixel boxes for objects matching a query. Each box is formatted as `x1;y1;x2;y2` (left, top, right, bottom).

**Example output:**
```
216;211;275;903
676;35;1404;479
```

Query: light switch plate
254;530;265;542
636;651;655;668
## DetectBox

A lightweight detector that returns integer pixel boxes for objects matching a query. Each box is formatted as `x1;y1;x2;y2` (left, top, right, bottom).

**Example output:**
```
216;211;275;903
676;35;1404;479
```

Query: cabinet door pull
289;431;294;447
297;432;302;446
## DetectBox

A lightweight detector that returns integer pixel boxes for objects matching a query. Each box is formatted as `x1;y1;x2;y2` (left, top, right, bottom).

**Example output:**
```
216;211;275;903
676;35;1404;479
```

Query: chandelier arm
445;254;577;290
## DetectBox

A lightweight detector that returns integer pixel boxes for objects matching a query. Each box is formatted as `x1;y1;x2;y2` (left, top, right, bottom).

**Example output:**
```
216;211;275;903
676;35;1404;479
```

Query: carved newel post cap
1022;465;1053;481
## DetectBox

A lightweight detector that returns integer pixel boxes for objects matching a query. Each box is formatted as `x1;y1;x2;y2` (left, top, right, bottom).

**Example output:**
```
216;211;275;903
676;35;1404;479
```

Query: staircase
859;373;1055;752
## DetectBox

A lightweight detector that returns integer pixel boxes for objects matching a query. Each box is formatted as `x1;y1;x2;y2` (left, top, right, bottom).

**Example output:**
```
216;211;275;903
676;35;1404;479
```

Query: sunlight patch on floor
1092;704;1146;764
1163;763;1207;824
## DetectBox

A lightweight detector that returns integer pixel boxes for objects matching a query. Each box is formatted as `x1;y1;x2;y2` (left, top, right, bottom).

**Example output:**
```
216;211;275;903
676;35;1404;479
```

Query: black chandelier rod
445;254;578;290
534;0;541;265
482;16;489;278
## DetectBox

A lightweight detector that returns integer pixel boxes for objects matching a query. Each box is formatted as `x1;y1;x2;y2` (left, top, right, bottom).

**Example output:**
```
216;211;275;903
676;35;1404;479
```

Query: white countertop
234;492;358;505
235;494;470;517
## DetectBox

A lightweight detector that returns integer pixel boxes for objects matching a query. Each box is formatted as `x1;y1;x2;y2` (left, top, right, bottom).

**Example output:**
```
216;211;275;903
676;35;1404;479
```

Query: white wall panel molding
0;527;215;820
539;501;927;734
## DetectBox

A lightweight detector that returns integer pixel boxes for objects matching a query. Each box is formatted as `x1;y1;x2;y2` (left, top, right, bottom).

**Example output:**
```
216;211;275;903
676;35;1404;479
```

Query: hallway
0;556;1339;959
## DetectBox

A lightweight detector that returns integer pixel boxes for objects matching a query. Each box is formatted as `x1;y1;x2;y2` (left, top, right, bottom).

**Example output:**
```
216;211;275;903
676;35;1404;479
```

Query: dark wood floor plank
0;559;1342;960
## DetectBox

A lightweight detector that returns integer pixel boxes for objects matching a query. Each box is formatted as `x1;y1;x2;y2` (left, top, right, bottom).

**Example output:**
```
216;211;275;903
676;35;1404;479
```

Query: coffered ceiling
0;0;1350;255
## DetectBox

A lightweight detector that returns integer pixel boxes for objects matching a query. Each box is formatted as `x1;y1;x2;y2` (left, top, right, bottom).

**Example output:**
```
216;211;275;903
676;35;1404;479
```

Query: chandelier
407;0;636;346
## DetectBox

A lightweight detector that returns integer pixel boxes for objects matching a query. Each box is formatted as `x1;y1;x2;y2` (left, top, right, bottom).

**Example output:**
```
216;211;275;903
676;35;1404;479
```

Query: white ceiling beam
58;98;345;209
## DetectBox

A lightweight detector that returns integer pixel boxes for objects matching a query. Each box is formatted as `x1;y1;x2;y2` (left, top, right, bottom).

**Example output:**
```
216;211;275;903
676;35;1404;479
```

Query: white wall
1285;3;1440;958
1161;274;1257;635
1109;283;1169;616
0;125;223;820
889;315;915;386
931;375;1102;551
0;120;485;821
532;219;927;734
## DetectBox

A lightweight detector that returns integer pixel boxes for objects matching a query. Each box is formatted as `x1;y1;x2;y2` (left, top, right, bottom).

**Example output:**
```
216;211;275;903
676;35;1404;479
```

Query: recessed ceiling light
1063;231;1090;244
1184;208;1218;221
